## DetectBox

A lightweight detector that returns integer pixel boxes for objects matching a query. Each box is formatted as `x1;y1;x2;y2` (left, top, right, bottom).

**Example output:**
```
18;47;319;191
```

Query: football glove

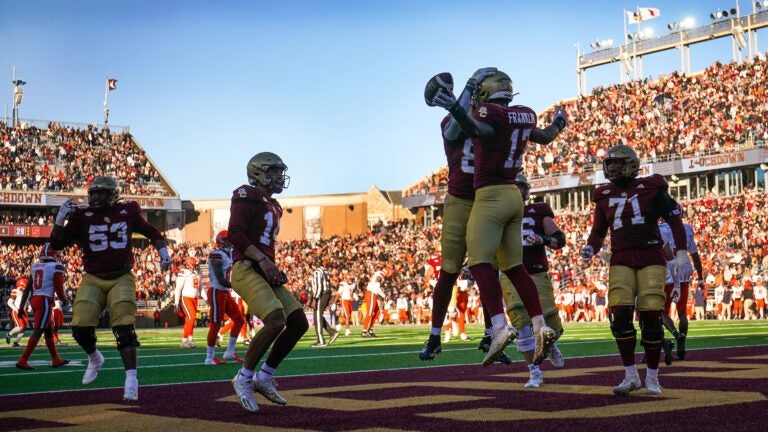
159;247;171;271
424;72;454;107
553;107;568;130
670;284;681;304
675;251;693;281
55;199;77;226
524;233;544;246
580;245;594;260
433;88;458;111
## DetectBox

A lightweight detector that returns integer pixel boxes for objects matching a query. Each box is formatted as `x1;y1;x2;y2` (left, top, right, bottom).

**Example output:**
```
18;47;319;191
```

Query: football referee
311;266;339;347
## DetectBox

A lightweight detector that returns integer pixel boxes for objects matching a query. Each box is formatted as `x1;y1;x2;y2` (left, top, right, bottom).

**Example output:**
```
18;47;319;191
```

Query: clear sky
2;1;766;199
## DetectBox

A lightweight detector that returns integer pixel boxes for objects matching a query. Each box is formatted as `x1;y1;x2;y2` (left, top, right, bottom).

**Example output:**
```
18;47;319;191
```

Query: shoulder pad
538;202;555;218
232;184;262;201
592;184;612;202
644;174;668;189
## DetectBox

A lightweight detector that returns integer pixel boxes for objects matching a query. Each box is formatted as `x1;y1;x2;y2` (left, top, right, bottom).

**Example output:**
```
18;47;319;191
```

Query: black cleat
478;335;492;353
5;335;9;345
419;334;442;361
677;334;686;360
368;330;377;338
495;351;512;365
361;330;371;338
663;339;675;366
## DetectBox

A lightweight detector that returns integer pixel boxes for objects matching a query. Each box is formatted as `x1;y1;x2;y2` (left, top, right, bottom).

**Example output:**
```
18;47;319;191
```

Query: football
424;72;454;107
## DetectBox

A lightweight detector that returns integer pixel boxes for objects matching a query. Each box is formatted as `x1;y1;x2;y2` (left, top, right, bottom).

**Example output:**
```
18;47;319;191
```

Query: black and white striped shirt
311;267;331;299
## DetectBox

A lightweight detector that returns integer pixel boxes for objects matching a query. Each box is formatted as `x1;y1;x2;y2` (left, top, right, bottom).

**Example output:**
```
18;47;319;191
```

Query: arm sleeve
587;202;609;252
529;122;564;145
50;223;76;250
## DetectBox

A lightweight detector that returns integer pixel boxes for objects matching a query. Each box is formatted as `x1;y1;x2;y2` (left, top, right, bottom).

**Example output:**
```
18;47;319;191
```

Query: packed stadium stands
3;55;768;329
405;55;768;197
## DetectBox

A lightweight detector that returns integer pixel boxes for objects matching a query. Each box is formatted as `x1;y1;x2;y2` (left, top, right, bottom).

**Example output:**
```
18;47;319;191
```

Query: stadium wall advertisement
402;145;768;208
0;191;181;210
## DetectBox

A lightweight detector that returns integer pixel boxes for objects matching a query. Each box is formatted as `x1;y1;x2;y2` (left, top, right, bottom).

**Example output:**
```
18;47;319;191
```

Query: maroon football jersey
54;201;163;274
471;104;537;189
441;115;475;199
522;202;554;274
587;174;670;268
228;184;283;263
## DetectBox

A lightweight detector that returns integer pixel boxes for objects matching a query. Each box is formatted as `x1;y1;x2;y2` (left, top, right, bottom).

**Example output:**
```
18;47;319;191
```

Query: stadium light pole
667;18;694;74
11;66;26;128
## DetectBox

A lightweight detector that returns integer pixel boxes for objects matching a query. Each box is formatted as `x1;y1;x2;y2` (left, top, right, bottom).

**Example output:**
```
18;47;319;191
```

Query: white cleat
82;351;105;385
252;376;287;405
482;327;517;366
344;328;351;336
232;376;259;413
613;374;642;396
645;376;663;395
548;343;565;368
533;326;556;366
123;376;139;401
524;371;543;388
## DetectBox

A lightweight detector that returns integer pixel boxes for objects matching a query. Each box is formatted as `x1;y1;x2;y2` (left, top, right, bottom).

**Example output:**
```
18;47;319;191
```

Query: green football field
3;320;768;396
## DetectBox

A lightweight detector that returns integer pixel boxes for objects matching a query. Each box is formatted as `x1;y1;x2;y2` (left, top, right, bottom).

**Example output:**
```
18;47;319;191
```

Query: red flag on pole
107;79;118;91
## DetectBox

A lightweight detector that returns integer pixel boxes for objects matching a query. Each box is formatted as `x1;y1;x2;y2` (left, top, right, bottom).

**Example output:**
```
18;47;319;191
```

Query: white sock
206;346;215;359
527;363;541;373
257;364;276;382
228;336;238;351
238;367;254;382
624;365;639;377
484;328;493;337
125;369;137;381
430;327;441;336
89;351;102;362
490;314;507;332
646;367;658;380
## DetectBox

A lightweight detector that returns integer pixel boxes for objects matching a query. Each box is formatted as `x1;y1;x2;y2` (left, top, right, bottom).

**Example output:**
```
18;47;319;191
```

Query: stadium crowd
0;121;170;196
405;55;768;197
3;190;768;327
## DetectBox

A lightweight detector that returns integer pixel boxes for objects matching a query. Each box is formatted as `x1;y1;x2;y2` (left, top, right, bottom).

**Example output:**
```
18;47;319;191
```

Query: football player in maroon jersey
580;143;690;396
15;244;70;370
50;176;170;401
430;68;567;366
419;67;514;364
501;174;567;388
228;152;309;413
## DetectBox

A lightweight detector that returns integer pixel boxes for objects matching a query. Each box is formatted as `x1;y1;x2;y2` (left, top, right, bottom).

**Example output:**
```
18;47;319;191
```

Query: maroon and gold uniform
53;201;164;327
586;174;686;310
228;184;301;319
521;202;554;274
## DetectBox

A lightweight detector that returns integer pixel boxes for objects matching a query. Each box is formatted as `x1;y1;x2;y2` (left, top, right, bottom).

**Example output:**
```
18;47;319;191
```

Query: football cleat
460;333;469;341
361;330;371;338
524;370;543;388
612;374;642;396
663;339;675;366
677;334;686;360
532;326;556;366
495;351;513;365
224;353;245;363
232;377;259;413
82;351;105;385
310;342;327;348
13;341;20;347
187;340;197;348
548;343;565;368
205;357;226;366
645;375;663;395
443;331;451;343
16;360;34;370
123;376;139;401
180;340;190;348
482;327;517;366
478;334;492;353
344;328;351;336
51;358;70;368
252;376;287;405
5;335;9;344
327;331;340;346
368;330;377;337
419;334;443;361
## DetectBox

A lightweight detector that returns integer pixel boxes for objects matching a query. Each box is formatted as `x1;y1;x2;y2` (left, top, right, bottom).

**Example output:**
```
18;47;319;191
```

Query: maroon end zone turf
1;345;767;431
